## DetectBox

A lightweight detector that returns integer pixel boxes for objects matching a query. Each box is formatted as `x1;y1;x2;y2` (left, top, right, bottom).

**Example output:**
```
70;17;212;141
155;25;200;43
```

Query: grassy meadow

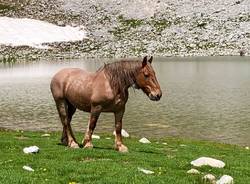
0;130;249;184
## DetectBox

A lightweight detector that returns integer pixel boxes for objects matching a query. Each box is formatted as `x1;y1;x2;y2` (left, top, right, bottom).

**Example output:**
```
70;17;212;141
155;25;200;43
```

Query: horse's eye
144;74;149;80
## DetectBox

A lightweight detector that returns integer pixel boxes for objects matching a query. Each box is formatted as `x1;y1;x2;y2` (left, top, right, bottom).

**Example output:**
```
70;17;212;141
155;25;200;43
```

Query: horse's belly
75;103;91;112
65;81;93;112
67;95;91;112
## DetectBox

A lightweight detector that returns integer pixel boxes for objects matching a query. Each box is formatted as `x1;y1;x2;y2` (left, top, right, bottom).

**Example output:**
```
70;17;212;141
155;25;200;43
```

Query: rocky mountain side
0;0;249;60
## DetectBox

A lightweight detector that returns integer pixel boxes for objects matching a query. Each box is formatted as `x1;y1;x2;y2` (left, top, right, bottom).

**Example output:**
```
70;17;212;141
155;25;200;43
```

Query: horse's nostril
157;94;161;99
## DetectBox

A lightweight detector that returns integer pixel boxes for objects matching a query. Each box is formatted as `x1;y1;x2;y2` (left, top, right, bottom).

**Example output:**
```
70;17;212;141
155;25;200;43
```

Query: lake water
0;57;249;146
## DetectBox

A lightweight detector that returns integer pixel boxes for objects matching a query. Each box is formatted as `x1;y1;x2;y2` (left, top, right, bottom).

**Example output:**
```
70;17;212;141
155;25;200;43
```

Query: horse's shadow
57;143;114;150
57;143;164;156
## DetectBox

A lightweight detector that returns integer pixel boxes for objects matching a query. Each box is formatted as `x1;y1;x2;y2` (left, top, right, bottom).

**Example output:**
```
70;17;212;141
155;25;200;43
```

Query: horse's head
135;56;162;101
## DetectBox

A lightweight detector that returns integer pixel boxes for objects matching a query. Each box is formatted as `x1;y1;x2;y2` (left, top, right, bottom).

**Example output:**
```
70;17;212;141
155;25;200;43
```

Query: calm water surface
0;57;250;145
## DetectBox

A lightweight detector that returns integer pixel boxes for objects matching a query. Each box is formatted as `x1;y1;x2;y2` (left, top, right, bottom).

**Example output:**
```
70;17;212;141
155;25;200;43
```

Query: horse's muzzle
149;92;162;101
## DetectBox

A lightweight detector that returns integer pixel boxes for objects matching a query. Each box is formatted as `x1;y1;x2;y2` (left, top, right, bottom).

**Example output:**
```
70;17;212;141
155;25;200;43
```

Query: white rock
23;165;34;172
23;146;39;154
105;137;111;140
92;134;100;139
138;167;154;174
245;146;249;150
191;157;225;168
113;129;129;137
187;168;200;174
139;137;151;144
162;142;167;145
203;174;216;183
180;144;187;147
216;175;234;184
41;133;50;137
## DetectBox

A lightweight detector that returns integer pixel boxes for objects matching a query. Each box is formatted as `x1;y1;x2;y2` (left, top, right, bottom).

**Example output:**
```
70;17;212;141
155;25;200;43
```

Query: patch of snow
191;157;225;168
23;146;39;154
139;137;151;144
216;175;234;184
0;17;87;49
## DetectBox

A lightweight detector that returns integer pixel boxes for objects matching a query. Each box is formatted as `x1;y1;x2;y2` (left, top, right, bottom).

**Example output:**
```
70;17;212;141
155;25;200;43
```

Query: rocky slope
0;0;249;60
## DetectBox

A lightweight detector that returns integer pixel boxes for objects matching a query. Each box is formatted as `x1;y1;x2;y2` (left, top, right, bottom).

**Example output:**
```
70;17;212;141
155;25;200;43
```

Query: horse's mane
98;59;141;96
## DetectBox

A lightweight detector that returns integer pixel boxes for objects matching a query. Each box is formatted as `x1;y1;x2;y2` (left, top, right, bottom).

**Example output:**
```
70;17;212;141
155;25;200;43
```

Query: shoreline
0;127;248;147
0;45;248;63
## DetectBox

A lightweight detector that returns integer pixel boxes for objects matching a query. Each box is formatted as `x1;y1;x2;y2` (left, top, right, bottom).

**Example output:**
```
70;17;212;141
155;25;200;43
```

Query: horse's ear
142;56;147;67
148;56;153;63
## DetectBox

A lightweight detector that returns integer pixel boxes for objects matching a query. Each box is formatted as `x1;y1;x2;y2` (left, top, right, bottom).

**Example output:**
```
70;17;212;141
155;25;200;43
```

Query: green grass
0;130;249;184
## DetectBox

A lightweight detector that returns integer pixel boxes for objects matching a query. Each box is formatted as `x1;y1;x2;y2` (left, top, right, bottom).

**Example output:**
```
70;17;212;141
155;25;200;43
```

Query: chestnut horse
50;56;162;152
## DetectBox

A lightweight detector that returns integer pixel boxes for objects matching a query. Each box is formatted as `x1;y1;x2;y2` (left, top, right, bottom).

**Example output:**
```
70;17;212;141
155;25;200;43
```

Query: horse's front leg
82;106;101;149
114;108;128;153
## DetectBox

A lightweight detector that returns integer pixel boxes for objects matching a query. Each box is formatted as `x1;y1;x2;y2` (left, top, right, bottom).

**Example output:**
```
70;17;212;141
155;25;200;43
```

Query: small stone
23;146;39;154
113;129;129;137
216;175;234;184
191;157;225;168
139;137;151;144
245;146;249;150
105;137;111;140
92;135;100;139
57;21;65;26
187;168;200;174
23;165;34;172
203;174;216;183
162;142;167;145
41;133;50;137
239;50;245;56
138;167;154;174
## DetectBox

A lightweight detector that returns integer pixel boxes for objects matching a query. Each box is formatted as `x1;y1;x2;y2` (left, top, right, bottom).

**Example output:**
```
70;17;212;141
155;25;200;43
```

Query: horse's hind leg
55;99;78;148
82;106;101;149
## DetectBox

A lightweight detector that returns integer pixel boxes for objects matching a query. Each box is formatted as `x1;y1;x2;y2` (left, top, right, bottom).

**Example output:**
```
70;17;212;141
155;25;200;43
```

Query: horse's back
50;68;90;99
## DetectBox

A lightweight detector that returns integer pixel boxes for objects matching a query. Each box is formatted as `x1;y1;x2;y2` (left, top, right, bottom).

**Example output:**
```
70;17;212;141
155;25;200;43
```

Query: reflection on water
0;57;250;145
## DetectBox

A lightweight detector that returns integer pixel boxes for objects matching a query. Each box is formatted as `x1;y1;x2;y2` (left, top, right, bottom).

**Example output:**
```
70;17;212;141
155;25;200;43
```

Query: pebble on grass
23;165;34;172
138;167;154;174
191;157;225;168
41;133;50;137
187;168;200;174
92;135;100;139
139;137;151;144
203;174;216;183
113;129;129;137
216;175;233;184
23;146;39;154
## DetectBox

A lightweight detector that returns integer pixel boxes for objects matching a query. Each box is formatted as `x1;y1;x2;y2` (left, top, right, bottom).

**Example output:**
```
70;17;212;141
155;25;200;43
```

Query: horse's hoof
84;142;93;149
61;137;68;146
69;141;80;149
117;144;128;153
